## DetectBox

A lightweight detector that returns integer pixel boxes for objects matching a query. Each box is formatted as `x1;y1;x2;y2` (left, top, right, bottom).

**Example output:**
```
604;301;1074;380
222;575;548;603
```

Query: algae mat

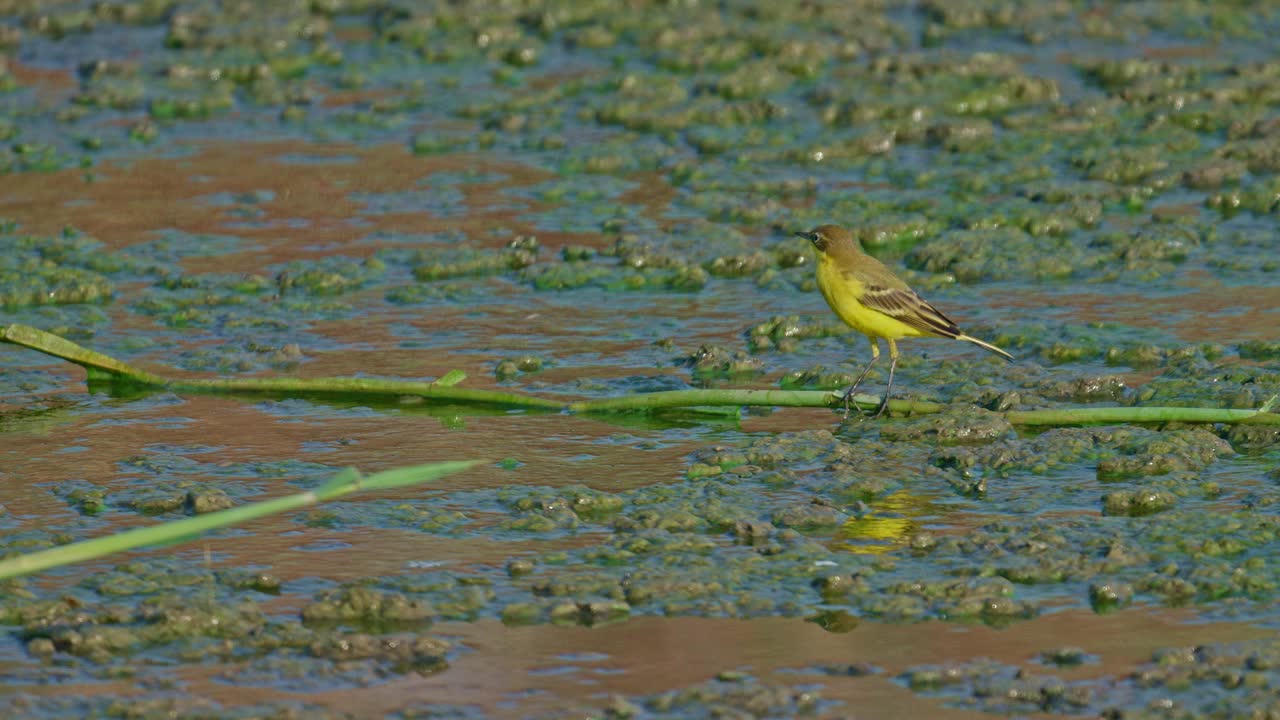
2;2;1280;718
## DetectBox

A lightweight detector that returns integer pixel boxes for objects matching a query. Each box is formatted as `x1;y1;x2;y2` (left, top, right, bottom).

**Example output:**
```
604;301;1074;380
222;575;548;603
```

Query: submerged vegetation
3;0;1280;718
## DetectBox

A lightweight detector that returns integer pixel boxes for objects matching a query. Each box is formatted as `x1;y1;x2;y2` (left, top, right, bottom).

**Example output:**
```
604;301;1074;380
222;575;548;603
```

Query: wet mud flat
2;1;1280;718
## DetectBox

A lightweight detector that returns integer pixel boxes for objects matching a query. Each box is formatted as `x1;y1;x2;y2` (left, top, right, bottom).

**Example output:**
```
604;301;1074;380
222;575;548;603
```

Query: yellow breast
816;254;925;340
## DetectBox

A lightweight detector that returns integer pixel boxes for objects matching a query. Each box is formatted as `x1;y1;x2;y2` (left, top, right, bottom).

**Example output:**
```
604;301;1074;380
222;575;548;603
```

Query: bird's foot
839;386;862;419
870;396;892;419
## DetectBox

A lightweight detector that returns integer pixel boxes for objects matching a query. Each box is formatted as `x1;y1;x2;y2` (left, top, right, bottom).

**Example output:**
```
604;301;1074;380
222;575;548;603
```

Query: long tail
956;334;1014;362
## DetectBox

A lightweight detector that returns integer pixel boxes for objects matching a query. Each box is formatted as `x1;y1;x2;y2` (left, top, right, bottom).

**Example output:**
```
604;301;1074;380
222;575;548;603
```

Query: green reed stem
0;460;481;581
5;323;1279;426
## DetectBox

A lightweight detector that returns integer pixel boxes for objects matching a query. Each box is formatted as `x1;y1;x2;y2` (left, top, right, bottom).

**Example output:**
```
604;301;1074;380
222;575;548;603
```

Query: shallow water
3;2;1280;718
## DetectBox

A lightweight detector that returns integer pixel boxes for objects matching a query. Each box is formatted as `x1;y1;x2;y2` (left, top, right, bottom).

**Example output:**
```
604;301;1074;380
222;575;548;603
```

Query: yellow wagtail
795;224;1013;417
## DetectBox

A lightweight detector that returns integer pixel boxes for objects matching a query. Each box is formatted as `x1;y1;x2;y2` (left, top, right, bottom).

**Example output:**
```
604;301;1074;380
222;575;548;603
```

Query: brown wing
858;283;961;339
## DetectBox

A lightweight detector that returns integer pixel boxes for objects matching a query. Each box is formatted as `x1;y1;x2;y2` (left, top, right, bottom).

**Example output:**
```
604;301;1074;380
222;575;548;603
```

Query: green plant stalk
567;389;944;415
1005;405;1280;426
2;323;166;386
1;323;564;411
169;376;568;410
4;323;1280;426
0;460;480;581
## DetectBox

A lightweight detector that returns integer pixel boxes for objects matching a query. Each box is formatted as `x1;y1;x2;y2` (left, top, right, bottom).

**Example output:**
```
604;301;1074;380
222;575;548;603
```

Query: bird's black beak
794;230;815;243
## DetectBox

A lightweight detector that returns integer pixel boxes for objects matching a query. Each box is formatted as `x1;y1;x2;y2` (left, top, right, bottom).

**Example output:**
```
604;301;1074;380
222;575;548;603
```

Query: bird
794;224;1013;418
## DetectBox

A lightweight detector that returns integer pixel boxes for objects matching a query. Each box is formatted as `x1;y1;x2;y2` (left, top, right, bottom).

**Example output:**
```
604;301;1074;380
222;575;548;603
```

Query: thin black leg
841;354;879;418
872;352;898;418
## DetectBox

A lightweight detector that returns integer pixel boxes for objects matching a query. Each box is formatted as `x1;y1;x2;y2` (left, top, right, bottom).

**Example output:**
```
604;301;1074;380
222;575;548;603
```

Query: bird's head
795;224;857;256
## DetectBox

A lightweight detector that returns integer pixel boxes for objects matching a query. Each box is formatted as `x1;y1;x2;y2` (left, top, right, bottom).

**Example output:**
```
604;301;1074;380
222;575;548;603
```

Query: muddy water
4;2;1280;719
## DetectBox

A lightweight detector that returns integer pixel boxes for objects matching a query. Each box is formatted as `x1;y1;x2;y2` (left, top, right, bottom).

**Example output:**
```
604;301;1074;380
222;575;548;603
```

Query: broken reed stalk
0;460;481;580
4;324;1279;426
